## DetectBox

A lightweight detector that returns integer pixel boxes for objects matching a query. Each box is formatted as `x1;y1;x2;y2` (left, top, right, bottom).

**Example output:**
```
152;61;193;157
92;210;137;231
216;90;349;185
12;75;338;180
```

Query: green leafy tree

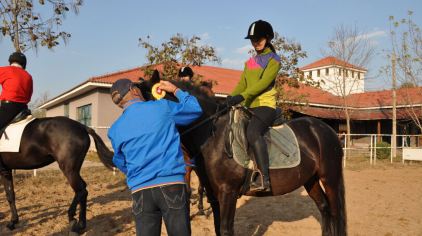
139;34;220;80
0;0;83;52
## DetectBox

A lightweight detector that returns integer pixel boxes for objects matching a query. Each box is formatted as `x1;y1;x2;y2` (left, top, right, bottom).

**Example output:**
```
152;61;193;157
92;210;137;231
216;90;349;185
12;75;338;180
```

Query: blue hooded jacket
108;89;202;192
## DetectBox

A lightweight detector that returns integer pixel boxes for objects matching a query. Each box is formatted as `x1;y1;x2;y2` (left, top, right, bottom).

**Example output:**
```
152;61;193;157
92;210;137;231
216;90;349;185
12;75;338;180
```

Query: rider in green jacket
227;20;281;192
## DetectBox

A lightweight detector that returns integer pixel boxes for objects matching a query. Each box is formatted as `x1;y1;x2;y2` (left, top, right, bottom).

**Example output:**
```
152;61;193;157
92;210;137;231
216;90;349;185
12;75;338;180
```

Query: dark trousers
246;106;276;144
131;184;191;236
0;101;27;130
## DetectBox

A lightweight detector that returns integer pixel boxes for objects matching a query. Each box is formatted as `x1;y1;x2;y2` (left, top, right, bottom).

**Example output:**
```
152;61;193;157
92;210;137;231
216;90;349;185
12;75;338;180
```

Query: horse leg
304;175;331;236
64;171;88;234
320;175;347;236
218;191;238;236
1;170;19;230
184;166;192;200
197;183;205;215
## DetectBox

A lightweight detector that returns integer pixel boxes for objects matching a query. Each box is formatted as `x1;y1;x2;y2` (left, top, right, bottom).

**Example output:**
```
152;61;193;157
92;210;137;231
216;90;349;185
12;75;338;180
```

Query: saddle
0;109;32;140
224;106;286;159
224;107;301;194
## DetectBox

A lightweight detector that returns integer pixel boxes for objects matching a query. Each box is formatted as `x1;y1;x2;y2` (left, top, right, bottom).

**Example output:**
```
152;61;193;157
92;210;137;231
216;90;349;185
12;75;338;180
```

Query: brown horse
0;117;114;233
139;71;347;236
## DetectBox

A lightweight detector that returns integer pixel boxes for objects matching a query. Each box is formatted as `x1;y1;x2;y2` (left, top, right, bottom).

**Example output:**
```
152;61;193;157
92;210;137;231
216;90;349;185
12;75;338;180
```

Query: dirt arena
1;159;421;235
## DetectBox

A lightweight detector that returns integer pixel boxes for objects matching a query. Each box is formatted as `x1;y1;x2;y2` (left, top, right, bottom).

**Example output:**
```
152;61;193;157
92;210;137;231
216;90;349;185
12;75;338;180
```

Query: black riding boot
250;138;271;192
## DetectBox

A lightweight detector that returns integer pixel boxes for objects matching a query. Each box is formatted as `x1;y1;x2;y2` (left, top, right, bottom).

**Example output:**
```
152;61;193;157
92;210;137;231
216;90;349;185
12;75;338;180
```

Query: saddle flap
228;108;301;170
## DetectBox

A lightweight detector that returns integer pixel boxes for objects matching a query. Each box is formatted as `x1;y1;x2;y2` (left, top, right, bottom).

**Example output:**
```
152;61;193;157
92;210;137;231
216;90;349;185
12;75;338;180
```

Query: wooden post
370;135;373;165
392;53;397;162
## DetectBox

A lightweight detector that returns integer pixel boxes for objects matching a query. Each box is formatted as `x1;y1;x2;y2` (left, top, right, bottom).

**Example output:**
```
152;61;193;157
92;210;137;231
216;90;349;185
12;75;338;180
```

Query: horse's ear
150;70;160;85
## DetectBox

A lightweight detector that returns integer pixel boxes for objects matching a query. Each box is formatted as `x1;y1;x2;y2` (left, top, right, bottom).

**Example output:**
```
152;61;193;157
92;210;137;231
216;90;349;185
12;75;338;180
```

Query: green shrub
376;141;391;159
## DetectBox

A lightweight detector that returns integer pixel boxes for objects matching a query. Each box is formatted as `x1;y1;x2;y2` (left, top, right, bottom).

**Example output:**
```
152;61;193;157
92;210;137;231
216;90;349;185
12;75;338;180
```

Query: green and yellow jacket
231;47;281;108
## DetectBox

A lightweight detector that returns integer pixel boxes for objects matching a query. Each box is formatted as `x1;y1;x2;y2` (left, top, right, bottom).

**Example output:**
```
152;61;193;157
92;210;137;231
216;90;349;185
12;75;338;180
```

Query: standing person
178;66;194;82
226;20;281;192
0;52;33;173
107;78;202;236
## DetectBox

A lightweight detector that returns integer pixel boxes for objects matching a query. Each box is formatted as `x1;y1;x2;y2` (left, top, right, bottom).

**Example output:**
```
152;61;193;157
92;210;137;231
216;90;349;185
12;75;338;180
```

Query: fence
339;133;422;167
27;130;421;176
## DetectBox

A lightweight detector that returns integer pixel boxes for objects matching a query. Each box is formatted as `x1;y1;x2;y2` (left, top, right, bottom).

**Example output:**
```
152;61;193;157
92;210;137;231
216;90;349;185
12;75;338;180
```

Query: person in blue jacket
108;78;202;236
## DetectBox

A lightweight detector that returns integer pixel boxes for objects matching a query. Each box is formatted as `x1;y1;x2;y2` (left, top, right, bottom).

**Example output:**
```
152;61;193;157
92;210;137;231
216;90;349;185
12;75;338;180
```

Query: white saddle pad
0;115;35;152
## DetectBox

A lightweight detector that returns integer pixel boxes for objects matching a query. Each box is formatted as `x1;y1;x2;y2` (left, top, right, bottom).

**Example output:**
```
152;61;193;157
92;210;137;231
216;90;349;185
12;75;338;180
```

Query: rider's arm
240;58;281;100
231;67;247;96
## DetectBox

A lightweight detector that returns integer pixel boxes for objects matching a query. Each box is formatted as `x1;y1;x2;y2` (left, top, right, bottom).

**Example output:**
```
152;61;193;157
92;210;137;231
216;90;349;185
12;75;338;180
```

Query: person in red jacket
0;52;33;130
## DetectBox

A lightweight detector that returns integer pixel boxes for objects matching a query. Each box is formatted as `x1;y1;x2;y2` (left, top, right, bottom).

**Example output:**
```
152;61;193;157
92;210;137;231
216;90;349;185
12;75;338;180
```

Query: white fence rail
27;130;421;176
339;133;422;167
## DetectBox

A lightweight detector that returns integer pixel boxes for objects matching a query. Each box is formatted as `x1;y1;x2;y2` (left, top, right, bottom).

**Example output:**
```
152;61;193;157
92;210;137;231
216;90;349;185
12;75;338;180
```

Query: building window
325;68;329;76
317;69;320;77
345;70;348;77
64;103;69;117
339;68;342;76
308;71;312;78
358;73;361;79
352;71;355;78
77;104;92;126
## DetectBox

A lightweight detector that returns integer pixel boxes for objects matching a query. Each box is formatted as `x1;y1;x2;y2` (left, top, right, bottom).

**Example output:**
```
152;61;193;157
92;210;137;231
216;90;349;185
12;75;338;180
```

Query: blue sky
1;0;421;101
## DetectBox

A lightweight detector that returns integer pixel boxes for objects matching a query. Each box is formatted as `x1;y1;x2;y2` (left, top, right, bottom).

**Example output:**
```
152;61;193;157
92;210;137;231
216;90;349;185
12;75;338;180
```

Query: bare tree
139;34;220;80
322;24;375;144
29;91;49;117
388;11;422;132
0;0;83;52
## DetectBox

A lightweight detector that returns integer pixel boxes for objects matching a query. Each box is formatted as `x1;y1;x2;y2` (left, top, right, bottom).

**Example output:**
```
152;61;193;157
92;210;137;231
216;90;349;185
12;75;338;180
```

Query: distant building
300;56;367;96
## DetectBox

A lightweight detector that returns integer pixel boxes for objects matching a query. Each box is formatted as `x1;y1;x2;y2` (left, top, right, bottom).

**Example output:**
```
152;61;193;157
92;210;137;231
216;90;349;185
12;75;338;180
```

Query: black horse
0;116;114;233
140;71;347;236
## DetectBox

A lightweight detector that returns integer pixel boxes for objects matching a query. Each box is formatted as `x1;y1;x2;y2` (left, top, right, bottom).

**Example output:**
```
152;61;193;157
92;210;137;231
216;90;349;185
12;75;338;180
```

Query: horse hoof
6;222;16;230
69;232;80;236
70;220;86;234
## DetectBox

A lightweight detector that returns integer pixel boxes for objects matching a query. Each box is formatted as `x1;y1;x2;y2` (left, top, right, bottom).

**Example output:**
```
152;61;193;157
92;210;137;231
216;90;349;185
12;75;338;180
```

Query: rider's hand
226;95;244;107
158;81;178;94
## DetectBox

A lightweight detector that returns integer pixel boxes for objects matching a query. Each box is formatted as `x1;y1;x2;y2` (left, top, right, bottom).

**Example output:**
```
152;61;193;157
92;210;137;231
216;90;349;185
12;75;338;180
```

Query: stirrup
249;170;271;192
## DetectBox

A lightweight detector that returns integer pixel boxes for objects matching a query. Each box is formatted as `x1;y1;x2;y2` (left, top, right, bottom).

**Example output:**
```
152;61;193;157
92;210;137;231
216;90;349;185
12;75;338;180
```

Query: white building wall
304;66;365;96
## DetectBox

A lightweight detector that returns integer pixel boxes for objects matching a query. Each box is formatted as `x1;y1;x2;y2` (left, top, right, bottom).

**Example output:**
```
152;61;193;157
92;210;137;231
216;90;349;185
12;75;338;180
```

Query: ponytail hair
266;42;276;53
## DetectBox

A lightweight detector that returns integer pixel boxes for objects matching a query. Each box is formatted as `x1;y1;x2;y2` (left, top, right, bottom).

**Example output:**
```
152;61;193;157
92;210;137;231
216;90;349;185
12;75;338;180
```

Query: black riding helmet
9;52;27;69
178;66;194;78
245;20;274;41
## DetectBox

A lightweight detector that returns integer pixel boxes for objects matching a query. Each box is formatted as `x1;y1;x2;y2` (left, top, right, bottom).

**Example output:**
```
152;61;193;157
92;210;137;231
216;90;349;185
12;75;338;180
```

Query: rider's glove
226;95;244;107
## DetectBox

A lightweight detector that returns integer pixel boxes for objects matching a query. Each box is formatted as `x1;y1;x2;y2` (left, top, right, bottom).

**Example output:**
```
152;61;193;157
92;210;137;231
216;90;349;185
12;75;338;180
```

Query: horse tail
336;171;347;236
85;127;115;169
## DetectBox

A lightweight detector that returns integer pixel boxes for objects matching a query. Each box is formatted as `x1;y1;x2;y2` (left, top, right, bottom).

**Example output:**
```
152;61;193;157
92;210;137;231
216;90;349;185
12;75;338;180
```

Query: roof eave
38;82;112;109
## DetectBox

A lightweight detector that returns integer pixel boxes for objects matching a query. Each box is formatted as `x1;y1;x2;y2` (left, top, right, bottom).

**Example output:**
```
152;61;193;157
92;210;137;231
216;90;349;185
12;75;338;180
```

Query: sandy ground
0;160;422;236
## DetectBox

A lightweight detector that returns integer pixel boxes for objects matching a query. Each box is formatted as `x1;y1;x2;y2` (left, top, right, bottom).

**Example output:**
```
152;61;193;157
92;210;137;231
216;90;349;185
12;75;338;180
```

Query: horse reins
180;104;229;137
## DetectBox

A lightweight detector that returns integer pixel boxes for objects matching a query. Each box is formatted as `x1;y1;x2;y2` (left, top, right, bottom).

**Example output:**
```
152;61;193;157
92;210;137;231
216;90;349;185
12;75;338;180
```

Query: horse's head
138;69;221;115
137;69;225;155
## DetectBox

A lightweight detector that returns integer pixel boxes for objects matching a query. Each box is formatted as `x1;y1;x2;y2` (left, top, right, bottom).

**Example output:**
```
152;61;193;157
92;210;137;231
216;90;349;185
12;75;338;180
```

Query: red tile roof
45;63;422;121
88;65;241;95
87;64;422;108
291;106;419;120
300;56;367;71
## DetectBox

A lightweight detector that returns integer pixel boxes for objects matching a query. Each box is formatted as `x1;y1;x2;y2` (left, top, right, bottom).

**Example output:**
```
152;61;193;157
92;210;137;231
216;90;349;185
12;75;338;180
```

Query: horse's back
1;116;91;169
287;116;343;172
